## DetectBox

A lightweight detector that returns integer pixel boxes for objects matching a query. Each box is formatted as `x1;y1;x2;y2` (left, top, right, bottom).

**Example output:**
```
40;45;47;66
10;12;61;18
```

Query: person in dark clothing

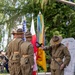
0;51;4;73
4;56;9;73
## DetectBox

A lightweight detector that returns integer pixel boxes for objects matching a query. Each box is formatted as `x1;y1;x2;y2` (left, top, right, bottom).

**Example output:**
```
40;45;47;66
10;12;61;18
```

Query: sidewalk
37;72;51;75
0;72;51;75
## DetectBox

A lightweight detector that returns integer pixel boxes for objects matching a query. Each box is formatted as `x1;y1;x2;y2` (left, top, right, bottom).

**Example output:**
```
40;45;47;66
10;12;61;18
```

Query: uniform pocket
8;61;12;71
20;57;29;66
12;53;20;61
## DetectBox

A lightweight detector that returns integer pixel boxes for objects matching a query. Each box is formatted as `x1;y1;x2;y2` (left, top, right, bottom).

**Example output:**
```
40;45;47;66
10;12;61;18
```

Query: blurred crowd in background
0;50;9;73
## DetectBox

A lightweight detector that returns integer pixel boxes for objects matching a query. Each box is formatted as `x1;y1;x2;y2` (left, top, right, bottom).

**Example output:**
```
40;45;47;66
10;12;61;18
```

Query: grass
0;68;9;75
0;72;9;75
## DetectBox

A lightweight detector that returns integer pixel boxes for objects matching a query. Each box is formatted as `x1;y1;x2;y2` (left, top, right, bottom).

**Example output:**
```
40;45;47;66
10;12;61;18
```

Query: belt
52;58;62;62
22;55;29;58
14;51;19;54
55;58;62;62
11;62;17;64
12;62;17;64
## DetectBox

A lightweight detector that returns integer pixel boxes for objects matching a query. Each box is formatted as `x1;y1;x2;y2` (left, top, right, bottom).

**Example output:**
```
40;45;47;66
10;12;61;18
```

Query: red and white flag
30;16;37;75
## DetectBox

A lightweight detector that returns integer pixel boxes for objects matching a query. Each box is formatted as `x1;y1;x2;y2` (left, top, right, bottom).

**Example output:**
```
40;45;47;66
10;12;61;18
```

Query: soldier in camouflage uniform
6;28;24;75
20;31;34;75
42;35;71;75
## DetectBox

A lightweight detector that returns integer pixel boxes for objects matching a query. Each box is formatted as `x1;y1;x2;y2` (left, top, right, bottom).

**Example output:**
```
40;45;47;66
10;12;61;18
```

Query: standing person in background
20;31;34;75
41;35;71;75
0;51;9;73
6;28;24;75
3;55;9;73
0;50;4;73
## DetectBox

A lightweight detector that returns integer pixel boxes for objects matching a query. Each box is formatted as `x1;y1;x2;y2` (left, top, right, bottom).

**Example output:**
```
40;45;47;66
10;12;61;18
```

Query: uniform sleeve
18;40;23;56
6;42;12;59
43;46;52;51
63;46;71;66
28;44;34;67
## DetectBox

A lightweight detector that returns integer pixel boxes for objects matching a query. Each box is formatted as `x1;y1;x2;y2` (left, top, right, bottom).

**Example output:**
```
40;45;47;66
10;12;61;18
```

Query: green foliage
38;65;44;72
0;0;75;72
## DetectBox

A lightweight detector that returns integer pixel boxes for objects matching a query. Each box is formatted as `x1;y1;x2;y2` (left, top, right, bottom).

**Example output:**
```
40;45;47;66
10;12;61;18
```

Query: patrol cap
50;35;62;45
16;28;24;34
25;31;32;38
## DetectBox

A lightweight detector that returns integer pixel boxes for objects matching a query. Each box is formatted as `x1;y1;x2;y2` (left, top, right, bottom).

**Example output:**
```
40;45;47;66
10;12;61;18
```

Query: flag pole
32;13;34;19
36;70;38;75
24;16;26;35
31;13;38;75
37;12;47;74
45;72;46;75
22;15;27;41
39;11;41;15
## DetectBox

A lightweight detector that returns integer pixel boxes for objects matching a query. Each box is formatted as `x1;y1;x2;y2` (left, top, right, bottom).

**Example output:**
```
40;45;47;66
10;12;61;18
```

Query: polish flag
30;16;37;75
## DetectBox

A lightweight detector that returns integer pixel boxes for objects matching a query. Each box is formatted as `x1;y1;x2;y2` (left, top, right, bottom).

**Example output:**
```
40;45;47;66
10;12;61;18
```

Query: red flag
30;16;37;75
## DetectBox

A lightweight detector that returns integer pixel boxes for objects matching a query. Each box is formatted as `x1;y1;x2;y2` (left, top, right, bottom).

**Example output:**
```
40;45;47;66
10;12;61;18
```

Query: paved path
37;72;51;75
0;72;51;75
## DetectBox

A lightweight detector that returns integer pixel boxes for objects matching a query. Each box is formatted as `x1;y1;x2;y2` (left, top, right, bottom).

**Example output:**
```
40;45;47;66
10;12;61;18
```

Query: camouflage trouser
51;69;64;75
8;62;21;75
21;64;32;75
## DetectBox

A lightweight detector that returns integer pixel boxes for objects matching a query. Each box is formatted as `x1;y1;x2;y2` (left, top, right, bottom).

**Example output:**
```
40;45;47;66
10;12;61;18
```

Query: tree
0;0;75;71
